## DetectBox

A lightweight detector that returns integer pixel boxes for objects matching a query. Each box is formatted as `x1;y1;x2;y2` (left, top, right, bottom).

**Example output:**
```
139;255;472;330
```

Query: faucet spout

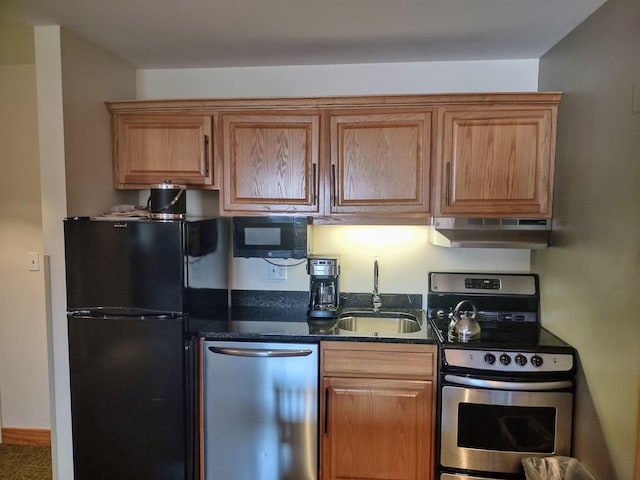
372;257;382;312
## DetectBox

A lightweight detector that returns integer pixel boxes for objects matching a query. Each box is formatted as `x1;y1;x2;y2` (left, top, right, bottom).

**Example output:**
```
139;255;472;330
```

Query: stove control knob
531;355;544;367
499;353;511;366
515;354;528;366
484;353;496;365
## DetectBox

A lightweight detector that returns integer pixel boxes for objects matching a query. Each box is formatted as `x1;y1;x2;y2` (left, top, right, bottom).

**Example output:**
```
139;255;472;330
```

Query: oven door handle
444;374;573;391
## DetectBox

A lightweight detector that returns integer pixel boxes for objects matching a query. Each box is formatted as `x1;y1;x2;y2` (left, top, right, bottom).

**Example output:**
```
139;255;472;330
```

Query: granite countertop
197;307;437;343
197;290;438;344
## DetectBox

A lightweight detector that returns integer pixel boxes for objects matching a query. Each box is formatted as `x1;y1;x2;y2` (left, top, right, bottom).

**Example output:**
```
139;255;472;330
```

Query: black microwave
232;216;309;259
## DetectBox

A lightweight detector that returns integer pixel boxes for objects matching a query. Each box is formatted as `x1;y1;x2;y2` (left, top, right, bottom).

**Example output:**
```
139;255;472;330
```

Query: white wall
138;59;539;297
0;58;50;433
232;226;530;304
137;59;539;99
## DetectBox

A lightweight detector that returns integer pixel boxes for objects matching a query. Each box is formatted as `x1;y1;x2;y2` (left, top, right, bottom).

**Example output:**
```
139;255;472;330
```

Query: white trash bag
522;456;596;480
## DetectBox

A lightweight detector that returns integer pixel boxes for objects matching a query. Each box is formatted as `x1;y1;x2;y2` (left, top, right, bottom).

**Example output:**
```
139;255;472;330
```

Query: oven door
440;374;573;476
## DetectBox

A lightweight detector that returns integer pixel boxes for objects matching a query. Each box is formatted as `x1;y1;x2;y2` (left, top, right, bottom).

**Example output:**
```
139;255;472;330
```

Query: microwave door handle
208;346;314;358
444;374;573;391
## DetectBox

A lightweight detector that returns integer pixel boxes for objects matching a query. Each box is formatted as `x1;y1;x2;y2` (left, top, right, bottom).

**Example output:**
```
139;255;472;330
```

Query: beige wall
20;23;572;479
0;27;50;435
42;46;538;477
0;23;34;65
60;29;137;216
13;18;632;479
534;0;640;478
31;26;136;479
0;25;136;473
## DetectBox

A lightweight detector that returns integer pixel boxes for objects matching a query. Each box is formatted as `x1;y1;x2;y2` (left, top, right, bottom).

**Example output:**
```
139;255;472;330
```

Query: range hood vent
430;217;552;249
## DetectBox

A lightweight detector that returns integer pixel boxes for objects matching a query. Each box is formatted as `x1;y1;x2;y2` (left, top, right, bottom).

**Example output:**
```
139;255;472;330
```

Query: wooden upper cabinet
329;110;432;216
220;112;321;214
106;93;560;219
111;113;214;189
436;104;558;217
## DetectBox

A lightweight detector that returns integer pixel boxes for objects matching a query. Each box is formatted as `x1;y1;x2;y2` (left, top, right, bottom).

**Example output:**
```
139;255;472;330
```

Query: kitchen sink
337;311;422;335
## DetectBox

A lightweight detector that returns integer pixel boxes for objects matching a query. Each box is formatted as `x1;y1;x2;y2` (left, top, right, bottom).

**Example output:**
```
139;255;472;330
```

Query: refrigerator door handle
208;346;314;358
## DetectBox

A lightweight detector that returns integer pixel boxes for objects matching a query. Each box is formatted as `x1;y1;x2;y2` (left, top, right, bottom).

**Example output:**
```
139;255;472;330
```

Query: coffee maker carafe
307;256;340;318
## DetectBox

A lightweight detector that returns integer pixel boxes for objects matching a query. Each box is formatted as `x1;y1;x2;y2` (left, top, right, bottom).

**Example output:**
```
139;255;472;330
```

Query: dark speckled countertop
197;290;438;344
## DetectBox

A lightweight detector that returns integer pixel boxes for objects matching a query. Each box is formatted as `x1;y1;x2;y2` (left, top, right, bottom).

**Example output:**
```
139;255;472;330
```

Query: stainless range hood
430;217;552;249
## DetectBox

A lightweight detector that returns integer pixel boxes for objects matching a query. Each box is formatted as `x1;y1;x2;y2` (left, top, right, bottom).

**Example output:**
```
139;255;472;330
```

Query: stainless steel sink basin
337;311;421;335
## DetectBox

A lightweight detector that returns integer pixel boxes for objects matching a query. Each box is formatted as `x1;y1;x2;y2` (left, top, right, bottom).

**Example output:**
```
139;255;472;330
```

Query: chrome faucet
372;256;382;312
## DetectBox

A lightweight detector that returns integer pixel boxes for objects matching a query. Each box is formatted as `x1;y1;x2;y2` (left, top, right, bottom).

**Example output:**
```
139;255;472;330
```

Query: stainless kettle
448;300;481;341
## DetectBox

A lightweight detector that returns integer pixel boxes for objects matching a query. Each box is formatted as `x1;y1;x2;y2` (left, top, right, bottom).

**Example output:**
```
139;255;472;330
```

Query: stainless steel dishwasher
203;340;318;480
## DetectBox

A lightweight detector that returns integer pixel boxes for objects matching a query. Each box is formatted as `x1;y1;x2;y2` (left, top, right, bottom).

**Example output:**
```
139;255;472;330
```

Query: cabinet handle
445;162;451;207
331;164;337;206
312;163;317;205
203;135;210;177
324;387;329;435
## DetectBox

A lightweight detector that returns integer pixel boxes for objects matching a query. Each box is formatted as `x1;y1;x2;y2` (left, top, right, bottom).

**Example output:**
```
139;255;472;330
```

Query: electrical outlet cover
28;252;40;271
268;264;287;280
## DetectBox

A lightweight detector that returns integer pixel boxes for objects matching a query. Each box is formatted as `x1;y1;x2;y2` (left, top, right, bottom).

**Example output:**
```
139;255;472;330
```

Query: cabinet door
437;106;556;216
220;112;320;214
329;111;432;216
113;113;214;189
322;377;433;480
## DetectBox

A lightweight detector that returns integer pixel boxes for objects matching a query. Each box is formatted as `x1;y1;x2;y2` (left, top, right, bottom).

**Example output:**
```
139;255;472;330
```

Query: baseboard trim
1;427;51;446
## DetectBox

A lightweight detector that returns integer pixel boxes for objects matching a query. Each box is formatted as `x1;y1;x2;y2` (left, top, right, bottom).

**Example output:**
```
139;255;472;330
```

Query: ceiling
2;0;606;69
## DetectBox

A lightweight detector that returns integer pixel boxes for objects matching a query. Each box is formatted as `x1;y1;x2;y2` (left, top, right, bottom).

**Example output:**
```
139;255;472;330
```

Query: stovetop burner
428;272;575;374
429;316;571;349
430;316;541;345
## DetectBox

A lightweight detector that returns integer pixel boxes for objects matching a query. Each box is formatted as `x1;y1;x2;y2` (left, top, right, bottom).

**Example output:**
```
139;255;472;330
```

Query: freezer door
68;313;190;480
204;341;319;480
64;218;184;311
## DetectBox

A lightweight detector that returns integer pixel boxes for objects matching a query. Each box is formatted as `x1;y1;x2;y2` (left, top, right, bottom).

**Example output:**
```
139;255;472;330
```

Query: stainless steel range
427;272;576;480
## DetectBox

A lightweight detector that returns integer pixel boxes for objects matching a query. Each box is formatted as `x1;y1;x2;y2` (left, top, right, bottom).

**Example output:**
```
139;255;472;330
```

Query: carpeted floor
0;444;52;480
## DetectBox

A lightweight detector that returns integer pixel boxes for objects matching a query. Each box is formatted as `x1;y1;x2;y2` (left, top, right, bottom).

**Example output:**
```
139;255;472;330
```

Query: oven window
458;403;556;453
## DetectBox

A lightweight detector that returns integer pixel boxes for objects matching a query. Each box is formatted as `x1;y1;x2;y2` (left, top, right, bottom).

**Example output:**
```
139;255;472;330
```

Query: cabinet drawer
321;341;435;379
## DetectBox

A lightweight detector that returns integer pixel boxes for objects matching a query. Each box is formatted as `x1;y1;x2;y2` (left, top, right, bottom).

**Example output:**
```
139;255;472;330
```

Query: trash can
522;456;596;480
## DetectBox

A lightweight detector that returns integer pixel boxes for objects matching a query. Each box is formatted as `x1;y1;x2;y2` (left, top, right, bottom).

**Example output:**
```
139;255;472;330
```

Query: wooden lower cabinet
320;341;436;480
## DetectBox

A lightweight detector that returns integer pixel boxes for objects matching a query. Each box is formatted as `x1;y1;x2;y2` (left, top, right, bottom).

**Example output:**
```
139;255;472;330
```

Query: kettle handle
453;300;477;319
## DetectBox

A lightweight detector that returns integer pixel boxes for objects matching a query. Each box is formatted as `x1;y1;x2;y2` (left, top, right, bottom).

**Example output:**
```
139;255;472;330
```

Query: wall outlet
28;252;40;271
268;264;287;280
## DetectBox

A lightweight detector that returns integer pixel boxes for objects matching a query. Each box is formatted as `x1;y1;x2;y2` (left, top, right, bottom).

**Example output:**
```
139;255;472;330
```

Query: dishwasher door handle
208;346;314;358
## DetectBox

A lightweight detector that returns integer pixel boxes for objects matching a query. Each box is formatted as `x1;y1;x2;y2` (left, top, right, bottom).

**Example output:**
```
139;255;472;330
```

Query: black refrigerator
64;216;229;480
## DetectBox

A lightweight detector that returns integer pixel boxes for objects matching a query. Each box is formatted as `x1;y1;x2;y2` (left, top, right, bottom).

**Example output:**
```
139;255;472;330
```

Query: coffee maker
307;255;340;319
